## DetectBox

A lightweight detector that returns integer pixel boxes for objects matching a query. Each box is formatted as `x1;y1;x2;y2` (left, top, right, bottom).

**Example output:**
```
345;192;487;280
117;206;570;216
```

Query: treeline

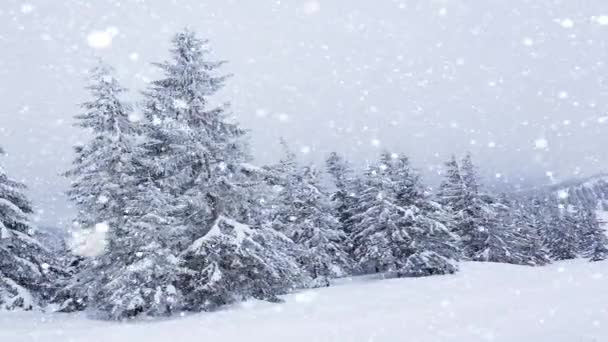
0;29;606;320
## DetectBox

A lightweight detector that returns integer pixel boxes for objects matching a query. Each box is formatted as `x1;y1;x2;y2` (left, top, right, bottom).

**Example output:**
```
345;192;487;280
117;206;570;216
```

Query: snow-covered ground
1;260;607;342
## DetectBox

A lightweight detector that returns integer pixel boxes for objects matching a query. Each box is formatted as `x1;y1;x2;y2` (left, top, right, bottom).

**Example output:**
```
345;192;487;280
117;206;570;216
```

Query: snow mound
1;260;607;341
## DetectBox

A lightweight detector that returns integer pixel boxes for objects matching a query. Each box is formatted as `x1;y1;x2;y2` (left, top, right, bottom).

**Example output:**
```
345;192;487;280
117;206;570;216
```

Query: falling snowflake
128;113;141;123
300;146;311;154
95;222;110;233
255;108;268;118
534;138;548;150
20;3;35;14
371;138;381;147
87;30;113;49
560;18;574;28
522;37;534;46
303;1;320;15
594;15;608;25
557;190;569;199
152;116;162;126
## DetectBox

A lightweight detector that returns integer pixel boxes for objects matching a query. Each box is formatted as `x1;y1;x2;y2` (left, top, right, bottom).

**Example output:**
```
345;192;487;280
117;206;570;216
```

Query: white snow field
1;260;607;342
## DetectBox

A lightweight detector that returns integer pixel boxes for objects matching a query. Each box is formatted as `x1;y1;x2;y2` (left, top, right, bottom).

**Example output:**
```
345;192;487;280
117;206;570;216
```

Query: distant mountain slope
518;173;608;206
518;173;608;228
546;173;608;211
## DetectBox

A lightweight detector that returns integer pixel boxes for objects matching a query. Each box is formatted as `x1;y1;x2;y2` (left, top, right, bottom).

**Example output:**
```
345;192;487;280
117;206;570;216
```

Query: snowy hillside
549;174;608;208
2;260;607;342
549;174;608;229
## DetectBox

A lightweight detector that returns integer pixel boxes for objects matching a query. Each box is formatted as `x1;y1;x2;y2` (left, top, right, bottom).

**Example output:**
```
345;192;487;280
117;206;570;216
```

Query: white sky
1;0;608;226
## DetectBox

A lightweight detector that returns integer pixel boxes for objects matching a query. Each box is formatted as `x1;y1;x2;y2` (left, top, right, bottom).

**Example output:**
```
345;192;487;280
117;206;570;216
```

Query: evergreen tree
139;29;249;237
64;62;140;230
576;204;608;262
348;160;402;274
0;147;57;309
349;152;459;276
269;145;353;284
54;64;157;318
438;154;523;264
544;199;580;261
181;216;307;310
60;30;304;319
84;187;187;319
291;166;354;283
436;155;466;212
134;30;306;313
325;152;359;233
503;198;550;266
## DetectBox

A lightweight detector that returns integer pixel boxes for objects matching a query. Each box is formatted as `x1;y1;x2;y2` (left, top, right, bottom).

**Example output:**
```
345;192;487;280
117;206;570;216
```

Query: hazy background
1;0;607;227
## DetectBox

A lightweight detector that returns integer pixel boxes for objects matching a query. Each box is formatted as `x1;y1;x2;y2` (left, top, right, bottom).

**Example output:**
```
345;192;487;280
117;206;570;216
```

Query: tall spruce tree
59;31;307;320
139;29;248;237
109;29;249;317
134;30;306;314
64;62;140;229
58;63;146;316
0;147;57;310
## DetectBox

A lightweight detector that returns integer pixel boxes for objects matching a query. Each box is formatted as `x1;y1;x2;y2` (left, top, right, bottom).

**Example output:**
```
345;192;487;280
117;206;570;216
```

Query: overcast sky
1;0;608;226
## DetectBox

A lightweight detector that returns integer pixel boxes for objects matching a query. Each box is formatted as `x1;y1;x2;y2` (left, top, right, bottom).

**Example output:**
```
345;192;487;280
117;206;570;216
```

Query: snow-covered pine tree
349;152;459;277
436;155;467;213
575;203;608;262
439;153;523;264
180;216;307;310
386;153;459;277
139;29;255;243
504;198;551;266
0;147;57;310
134;30;307;312
267;144;353;284
54;64;160;319
264;139;300;238
348;157;402;274
460;153;480;196
78;181;188;320
325;152;359;233
290;166;354;284
64;62;140;230
544;198;580;261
